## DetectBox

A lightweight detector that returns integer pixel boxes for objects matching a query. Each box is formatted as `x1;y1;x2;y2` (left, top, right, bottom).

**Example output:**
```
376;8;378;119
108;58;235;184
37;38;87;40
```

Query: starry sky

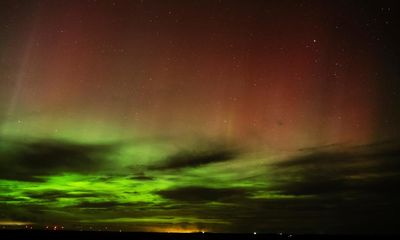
1;0;400;234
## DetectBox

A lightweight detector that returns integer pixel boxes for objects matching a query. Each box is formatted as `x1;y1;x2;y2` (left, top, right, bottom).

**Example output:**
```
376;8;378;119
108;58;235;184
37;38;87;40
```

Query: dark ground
0;230;397;240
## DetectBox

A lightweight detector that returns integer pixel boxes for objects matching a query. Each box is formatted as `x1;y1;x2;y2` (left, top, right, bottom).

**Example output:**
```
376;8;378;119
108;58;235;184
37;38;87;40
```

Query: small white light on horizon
254;232;257;235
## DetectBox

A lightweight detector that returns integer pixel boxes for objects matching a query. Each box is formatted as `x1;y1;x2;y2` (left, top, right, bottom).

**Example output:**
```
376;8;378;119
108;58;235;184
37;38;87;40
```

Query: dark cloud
228;141;400;233
219;196;400;234
0;196;17;202
0;138;115;181
153;142;400;233
129;172;154;181
73;201;137;209
157;186;248;203
150;147;239;170
24;190;102;201
77;201;119;209
271;141;400;197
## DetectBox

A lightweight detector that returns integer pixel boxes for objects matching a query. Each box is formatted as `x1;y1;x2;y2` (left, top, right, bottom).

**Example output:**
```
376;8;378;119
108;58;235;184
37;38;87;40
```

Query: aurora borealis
1;0;400;234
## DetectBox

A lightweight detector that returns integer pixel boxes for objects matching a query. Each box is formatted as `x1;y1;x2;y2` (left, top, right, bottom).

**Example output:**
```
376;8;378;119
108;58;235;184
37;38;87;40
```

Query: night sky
1;0;400;234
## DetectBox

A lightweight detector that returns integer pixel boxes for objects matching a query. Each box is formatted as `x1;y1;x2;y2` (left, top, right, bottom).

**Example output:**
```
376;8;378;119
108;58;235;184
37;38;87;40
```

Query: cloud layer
1;137;400;233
